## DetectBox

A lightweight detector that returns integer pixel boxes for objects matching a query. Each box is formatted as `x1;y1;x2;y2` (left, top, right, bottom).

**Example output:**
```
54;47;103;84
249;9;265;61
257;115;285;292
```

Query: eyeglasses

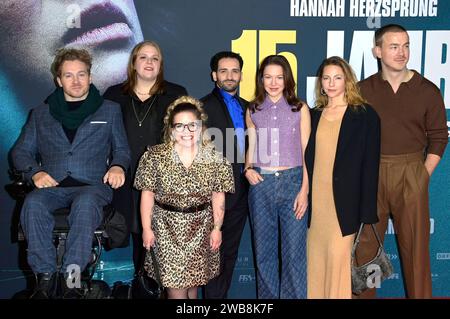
172;121;200;132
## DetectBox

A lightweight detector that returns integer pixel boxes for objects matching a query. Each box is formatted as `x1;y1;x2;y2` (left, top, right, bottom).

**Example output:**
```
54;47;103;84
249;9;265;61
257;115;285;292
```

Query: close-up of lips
62;1;133;48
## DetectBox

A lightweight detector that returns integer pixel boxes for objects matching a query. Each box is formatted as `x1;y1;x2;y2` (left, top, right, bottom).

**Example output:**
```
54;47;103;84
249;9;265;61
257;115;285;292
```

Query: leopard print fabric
134;142;234;289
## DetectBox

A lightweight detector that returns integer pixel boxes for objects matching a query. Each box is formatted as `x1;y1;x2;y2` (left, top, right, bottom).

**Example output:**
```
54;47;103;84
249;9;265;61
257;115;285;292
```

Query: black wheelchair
6;168;129;299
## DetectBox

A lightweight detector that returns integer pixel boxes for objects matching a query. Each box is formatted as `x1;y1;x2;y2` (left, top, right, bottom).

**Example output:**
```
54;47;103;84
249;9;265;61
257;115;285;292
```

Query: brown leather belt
155;200;210;213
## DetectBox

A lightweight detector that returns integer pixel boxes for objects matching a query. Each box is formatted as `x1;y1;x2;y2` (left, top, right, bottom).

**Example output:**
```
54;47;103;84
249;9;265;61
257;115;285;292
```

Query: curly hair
163;96;211;146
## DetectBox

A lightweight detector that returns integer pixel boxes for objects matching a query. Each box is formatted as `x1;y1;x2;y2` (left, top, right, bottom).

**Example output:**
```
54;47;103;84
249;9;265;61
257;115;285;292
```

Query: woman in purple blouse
244;55;311;299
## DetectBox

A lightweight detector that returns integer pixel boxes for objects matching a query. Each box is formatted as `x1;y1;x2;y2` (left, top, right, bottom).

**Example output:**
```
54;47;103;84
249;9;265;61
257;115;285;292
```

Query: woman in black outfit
104;40;187;272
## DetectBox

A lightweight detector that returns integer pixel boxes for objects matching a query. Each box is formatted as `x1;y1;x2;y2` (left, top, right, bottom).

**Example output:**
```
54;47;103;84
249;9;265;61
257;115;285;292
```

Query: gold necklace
131;95;157;127
135;90;150;95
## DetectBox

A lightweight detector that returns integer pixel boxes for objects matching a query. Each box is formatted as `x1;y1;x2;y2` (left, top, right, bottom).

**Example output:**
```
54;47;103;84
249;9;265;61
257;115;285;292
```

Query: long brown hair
122;40;165;95
314;56;366;110
250;55;304;113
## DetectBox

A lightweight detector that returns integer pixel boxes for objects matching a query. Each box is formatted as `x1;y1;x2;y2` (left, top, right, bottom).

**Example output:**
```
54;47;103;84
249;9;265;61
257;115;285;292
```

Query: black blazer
201;87;249;209
304;105;381;236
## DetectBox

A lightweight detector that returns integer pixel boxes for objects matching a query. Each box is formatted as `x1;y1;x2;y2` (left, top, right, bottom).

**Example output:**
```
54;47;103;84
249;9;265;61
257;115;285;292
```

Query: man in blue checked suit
12;48;130;299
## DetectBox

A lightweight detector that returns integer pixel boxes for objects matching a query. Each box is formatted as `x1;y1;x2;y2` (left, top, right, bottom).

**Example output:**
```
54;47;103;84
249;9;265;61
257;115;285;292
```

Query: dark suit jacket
12;100;130;185
201;87;249;209
304;105;381;236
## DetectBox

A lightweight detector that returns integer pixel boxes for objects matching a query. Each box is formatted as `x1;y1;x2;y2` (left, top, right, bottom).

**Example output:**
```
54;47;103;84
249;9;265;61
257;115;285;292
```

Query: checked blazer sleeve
11;110;43;181
108;102;131;171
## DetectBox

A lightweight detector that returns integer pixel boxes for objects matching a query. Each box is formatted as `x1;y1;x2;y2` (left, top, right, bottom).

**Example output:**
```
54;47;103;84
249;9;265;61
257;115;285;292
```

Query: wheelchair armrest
5;168;33;200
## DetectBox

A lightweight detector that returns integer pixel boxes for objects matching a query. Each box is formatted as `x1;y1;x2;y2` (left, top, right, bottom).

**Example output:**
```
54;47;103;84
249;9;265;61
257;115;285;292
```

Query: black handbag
102;206;129;250
351;223;394;295
131;248;164;299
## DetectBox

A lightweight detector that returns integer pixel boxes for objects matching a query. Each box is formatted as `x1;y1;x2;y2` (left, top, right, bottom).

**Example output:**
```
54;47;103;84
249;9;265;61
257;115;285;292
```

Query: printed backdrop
0;0;449;298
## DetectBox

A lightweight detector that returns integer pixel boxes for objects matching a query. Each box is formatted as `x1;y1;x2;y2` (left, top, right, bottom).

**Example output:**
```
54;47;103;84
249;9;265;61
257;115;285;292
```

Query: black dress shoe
30;272;57;299
62;287;84;299
60;273;85;299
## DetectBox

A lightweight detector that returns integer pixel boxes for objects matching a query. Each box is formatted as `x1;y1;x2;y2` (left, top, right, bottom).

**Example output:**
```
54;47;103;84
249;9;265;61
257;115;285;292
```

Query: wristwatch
213;224;223;231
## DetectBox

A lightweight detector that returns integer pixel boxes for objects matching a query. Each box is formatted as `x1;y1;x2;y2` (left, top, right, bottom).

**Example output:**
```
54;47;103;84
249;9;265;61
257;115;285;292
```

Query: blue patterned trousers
249;166;308;299
21;185;112;274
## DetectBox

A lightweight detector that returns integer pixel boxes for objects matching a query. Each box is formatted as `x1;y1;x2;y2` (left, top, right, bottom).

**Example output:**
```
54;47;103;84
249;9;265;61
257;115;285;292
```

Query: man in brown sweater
356;24;448;299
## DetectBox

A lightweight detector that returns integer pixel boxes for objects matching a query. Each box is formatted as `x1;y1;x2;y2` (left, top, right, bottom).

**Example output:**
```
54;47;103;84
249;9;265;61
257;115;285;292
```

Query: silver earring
320;88;327;96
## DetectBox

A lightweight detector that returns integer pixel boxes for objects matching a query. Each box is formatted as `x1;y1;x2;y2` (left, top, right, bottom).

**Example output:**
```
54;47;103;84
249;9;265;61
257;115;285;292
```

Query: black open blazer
201;87;249;209
304;105;381;236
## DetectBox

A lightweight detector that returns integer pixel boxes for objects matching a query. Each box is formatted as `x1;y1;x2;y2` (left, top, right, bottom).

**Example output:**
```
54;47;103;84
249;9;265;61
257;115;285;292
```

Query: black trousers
204;199;249;299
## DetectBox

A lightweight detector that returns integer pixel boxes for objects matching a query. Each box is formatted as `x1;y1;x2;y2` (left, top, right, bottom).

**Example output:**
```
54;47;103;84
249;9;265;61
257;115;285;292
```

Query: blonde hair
163;96;211;146
314;56;366;110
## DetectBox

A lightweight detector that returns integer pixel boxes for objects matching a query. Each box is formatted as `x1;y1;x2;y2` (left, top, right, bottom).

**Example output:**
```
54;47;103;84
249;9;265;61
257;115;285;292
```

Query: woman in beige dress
304;56;380;298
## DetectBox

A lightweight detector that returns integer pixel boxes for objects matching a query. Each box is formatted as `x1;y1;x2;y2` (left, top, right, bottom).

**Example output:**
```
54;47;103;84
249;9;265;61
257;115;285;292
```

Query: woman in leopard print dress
134;96;234;299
